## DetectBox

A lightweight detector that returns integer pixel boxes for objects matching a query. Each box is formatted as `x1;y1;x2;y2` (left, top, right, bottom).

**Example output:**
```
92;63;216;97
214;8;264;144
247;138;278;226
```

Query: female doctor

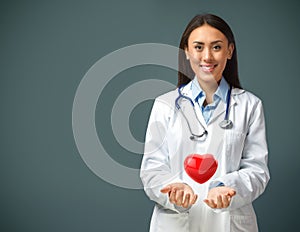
140;14;270;232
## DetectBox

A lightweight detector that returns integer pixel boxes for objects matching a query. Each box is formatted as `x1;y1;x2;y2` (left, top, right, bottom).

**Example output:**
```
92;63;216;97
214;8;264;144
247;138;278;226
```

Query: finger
160;185;171;193
222;194;229;208
227;189;236;197
209;199;217;208
175;190;184;206
182;193;190;208
190;194;198;205
204;199;216;208
227;195;232;205
169;188;177;204
216;195;223;208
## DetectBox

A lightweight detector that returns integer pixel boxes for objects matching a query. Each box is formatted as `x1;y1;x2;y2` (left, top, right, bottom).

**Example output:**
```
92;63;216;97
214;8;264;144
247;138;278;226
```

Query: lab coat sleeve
211;99;270;211
140;97;187;213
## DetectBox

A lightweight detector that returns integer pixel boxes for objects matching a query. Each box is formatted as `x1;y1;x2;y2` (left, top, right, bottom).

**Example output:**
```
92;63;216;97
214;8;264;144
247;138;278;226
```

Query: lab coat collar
231;88;245;95
179;81;193;96
178;82;245;125
179;81;245;99
178;82;207;128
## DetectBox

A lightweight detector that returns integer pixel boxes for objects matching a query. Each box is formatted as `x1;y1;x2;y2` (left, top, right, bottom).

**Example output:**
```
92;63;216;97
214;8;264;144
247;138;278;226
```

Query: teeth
201;65;215;72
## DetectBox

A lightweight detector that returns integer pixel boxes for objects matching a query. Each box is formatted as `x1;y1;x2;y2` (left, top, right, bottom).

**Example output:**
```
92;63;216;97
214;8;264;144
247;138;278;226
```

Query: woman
140;14;270;232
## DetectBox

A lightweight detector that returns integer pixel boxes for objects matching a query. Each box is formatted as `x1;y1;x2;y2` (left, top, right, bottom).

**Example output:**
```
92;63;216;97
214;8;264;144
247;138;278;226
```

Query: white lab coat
140;81;270;232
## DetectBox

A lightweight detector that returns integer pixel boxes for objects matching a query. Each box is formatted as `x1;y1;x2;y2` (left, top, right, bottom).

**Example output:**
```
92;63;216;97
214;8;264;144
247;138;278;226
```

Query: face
185;24;234;85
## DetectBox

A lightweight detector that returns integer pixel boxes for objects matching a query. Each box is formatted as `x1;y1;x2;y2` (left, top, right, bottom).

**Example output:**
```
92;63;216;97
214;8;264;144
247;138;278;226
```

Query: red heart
184;154;218;184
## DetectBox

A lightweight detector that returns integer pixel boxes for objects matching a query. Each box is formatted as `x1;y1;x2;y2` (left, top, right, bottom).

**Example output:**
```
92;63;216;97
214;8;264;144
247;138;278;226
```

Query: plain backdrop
1;0;300;231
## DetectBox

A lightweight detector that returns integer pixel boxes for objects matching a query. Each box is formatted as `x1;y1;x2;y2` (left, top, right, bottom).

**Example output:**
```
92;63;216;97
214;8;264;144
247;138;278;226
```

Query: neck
197;79;219;104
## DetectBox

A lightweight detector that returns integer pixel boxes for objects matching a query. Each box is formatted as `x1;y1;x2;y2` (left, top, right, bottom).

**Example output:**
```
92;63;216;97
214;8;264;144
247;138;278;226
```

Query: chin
196;73;220;84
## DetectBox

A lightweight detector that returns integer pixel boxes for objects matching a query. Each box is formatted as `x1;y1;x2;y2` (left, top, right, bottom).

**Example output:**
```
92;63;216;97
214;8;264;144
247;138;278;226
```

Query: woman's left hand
204;186;236;209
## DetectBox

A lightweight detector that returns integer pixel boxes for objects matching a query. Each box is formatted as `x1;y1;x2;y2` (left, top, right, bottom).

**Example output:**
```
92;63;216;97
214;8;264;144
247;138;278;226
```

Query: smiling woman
178;14;241;90
140;14;270;232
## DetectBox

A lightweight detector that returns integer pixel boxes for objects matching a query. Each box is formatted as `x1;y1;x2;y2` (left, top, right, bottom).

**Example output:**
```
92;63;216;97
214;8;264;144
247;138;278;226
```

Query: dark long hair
177;14;242;88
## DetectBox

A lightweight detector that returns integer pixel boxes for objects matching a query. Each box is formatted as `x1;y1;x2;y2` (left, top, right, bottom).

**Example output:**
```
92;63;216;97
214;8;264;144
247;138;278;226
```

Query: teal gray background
1;0;299;231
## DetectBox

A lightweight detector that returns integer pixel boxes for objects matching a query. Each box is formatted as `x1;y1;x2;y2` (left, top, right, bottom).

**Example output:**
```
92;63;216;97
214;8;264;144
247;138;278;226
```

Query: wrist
209;181;225;190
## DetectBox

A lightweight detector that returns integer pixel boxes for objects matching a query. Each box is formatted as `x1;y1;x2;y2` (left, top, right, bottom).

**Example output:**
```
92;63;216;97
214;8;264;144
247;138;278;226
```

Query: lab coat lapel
209;92;237;124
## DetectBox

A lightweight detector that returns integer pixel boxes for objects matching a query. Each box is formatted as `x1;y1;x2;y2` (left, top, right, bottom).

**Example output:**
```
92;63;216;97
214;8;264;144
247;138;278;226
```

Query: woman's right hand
160;183;198;208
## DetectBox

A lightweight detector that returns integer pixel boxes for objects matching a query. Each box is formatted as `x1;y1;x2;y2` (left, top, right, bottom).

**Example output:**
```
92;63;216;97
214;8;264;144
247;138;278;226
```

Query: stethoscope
175;84;233;141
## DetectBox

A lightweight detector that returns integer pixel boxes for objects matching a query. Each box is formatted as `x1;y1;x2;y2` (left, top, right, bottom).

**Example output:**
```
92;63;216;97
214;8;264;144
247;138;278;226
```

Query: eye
195;45;203;51
213;45;221;50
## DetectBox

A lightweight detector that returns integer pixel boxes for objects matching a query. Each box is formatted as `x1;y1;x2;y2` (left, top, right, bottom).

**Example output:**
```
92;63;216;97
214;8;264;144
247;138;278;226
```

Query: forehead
188;24;228;43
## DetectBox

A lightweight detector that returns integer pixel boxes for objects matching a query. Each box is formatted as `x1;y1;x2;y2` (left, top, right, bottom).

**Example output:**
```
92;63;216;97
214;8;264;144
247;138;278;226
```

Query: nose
202;48;213;62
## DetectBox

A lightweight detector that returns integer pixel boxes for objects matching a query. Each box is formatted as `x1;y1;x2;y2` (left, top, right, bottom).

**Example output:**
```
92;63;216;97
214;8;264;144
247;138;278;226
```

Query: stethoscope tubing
175;83;233;140
224;85;232;121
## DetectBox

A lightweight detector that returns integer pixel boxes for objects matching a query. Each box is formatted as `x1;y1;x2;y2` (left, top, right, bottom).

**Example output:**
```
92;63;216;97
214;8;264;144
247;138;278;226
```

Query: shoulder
147;89;179;123
232;88;263;107
154;81;192;105
154;88;178;110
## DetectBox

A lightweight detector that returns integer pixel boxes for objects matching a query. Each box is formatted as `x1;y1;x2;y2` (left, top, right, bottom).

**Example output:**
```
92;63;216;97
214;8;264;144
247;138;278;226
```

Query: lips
200;64;217;72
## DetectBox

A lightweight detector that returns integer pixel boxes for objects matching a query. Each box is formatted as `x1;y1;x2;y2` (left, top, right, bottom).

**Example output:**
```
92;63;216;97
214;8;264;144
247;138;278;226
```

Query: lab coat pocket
230;214;258;232
224;131;246;171
156;209;189;232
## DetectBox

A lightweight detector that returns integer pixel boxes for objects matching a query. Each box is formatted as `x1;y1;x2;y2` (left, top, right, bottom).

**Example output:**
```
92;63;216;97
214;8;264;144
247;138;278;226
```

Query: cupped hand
160;183;198;208
204;186;236;209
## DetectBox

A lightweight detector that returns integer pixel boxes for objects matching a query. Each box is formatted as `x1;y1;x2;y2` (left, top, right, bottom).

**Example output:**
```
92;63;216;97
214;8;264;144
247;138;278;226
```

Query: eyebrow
193;40;224;45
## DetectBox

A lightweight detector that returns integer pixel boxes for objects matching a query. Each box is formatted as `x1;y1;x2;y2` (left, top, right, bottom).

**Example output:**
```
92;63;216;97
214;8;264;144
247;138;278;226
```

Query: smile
200;64;217;72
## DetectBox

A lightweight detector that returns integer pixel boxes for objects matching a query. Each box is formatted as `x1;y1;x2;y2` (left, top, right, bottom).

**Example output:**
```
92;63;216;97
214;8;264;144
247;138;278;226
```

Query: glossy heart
184;154;218;184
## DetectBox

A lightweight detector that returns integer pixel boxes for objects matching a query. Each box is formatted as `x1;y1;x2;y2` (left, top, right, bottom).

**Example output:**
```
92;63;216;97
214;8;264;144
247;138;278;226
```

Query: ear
228;43;234;60
185;47;190;60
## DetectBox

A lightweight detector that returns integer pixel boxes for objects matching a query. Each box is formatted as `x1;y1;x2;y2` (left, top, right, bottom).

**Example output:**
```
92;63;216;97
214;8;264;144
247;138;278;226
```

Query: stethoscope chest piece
219;119;233;129
189;130;208;141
